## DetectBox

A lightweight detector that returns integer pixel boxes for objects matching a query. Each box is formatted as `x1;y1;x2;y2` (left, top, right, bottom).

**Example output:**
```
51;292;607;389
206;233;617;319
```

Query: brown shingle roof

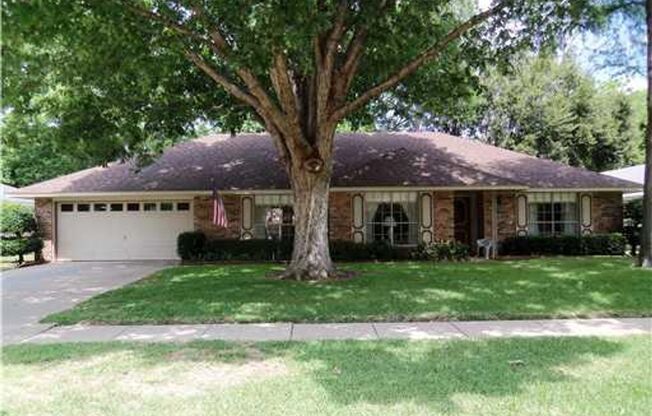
13;132;641;195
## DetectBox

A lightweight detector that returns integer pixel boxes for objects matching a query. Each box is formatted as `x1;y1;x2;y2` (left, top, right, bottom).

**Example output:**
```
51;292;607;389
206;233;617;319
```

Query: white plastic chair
477;238;496;259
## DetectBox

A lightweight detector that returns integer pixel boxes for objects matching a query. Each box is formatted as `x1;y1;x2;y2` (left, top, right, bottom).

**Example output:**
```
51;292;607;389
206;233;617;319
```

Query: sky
477;0;647;92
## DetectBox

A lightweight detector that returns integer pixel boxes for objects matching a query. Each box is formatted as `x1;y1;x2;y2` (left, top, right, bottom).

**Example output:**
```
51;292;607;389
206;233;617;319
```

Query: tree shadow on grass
42;258;652;325
4;337;627;412
270;336;625;412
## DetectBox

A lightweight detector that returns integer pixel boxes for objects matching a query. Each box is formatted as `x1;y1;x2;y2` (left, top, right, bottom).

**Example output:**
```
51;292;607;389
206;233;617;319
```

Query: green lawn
43;257;652;325
3;336;650;416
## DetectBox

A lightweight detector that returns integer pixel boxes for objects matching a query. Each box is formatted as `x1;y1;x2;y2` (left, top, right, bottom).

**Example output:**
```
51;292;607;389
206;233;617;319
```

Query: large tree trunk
278;124;336;280
283;166;334;280
641;0;652;267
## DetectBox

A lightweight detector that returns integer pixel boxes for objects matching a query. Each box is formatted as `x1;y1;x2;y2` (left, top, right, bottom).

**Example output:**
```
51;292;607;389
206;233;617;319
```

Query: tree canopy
1;0;606;278
2;1;591;163
478;55;645;171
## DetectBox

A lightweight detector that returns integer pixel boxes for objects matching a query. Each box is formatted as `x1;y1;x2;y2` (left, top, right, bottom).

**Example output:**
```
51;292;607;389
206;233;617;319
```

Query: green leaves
479;55;644;170
1;0;609;179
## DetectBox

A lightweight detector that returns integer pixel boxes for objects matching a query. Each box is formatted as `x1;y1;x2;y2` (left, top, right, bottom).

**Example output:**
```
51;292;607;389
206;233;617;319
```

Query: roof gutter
8;185;641;199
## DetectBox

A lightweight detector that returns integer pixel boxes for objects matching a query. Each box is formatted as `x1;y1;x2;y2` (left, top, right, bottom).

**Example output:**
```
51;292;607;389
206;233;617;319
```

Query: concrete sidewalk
7;317;651;345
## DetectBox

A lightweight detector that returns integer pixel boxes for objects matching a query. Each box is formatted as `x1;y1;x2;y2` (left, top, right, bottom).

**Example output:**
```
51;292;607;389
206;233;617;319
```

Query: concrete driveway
2;261;172;344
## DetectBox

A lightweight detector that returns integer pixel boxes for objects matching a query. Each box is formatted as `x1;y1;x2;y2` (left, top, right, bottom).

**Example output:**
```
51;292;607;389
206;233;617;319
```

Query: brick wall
193;194;241;239
592;192;623;233
35;198;54;261
434;191;454;241
329;192;353;241
483;191;516;241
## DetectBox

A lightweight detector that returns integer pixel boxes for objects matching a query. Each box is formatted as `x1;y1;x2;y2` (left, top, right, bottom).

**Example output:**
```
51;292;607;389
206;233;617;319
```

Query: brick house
11;132;640;261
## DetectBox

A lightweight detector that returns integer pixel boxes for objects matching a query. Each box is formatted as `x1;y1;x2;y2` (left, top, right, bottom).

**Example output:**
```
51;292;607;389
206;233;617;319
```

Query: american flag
212;186;229;228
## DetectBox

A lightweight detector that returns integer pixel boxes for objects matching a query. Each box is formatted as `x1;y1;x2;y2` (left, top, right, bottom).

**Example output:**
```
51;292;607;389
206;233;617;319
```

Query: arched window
365;192;417;245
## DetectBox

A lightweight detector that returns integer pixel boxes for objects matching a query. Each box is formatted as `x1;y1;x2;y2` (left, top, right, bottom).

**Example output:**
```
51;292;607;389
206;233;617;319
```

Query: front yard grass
3;336;650;416
43;257;652;325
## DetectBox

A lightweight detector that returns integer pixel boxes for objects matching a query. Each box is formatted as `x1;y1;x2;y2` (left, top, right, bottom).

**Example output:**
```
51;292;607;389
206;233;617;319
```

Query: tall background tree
2;1;596;279
479;55;644;171
573;0;649;267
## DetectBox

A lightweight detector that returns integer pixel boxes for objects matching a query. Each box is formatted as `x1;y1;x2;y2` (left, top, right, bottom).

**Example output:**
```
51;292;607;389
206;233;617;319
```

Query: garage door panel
57;202;193;261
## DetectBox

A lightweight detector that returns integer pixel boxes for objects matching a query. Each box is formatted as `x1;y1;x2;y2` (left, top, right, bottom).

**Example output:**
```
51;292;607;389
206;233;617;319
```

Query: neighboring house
1;184;34;207
9;132;641;261
602;165;645;201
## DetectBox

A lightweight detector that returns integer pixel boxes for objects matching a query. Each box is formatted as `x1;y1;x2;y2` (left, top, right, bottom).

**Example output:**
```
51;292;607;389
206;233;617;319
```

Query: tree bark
640;0;652;267
275;123;336;280
283;165;334;280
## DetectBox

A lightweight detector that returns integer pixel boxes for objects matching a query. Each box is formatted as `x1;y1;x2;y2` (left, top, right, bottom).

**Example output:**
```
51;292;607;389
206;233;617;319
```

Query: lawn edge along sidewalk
10;317;651;345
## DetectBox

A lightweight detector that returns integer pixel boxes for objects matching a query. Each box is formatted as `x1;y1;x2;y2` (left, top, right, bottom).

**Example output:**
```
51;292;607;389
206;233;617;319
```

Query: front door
454;196;472;246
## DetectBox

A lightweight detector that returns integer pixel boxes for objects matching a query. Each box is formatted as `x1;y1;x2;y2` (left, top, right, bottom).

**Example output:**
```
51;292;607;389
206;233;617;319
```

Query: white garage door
57;201;194;260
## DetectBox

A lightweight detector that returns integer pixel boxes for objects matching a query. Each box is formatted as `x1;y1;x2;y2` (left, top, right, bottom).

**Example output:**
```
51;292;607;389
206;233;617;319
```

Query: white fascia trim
526;188;639;193
331;185;527;192
11;187;523;199
8;190;207;199
12;185;634;199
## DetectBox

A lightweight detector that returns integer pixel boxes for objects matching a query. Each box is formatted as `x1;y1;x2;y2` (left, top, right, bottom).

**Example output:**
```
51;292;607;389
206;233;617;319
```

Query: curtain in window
365;192;418;245
527;193;578;236
253;194;294;240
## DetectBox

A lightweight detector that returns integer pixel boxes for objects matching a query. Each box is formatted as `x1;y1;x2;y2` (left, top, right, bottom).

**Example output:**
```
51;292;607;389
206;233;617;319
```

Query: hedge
0;237;44;258
500;233;626;256
178;232;626;263
178;232;412;262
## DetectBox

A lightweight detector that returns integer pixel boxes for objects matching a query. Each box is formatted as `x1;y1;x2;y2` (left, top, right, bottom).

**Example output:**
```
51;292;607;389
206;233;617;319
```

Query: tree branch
330;2;505;122
124;2;208;44
331;26;367;105
270;51;301;130
314;1;349;130
183;50;260;108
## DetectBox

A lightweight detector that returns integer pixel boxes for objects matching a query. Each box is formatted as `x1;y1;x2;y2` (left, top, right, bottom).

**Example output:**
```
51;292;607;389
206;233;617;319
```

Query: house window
110;203;124;212
93;203;107;212
77;203;90;212
177;202;190;211
365;192;418;245
127;203;140;212
527;192;579;236
143;202;157;212
160;202;174;211
253;194;294;241
60;203;74;212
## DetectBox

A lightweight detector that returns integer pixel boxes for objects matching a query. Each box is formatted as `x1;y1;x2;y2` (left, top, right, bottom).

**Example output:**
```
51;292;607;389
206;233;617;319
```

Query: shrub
624;199;643;255
411;240;470;262
177;231;207;260
329;240;411;261
202;239;293;261
1;203;37;237
501;233;626;256
177;232;413;262
0;237;44;257
581;233;627;255
0;203;41;263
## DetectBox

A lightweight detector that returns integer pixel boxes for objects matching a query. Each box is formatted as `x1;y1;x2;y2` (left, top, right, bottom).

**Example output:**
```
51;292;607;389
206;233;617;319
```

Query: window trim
60;203;74;213
77;203;91;212
159;202;174;212
143;202;158;212
93;203;108;212
364;192;418;246
253;195;295;240
527;192;579;236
